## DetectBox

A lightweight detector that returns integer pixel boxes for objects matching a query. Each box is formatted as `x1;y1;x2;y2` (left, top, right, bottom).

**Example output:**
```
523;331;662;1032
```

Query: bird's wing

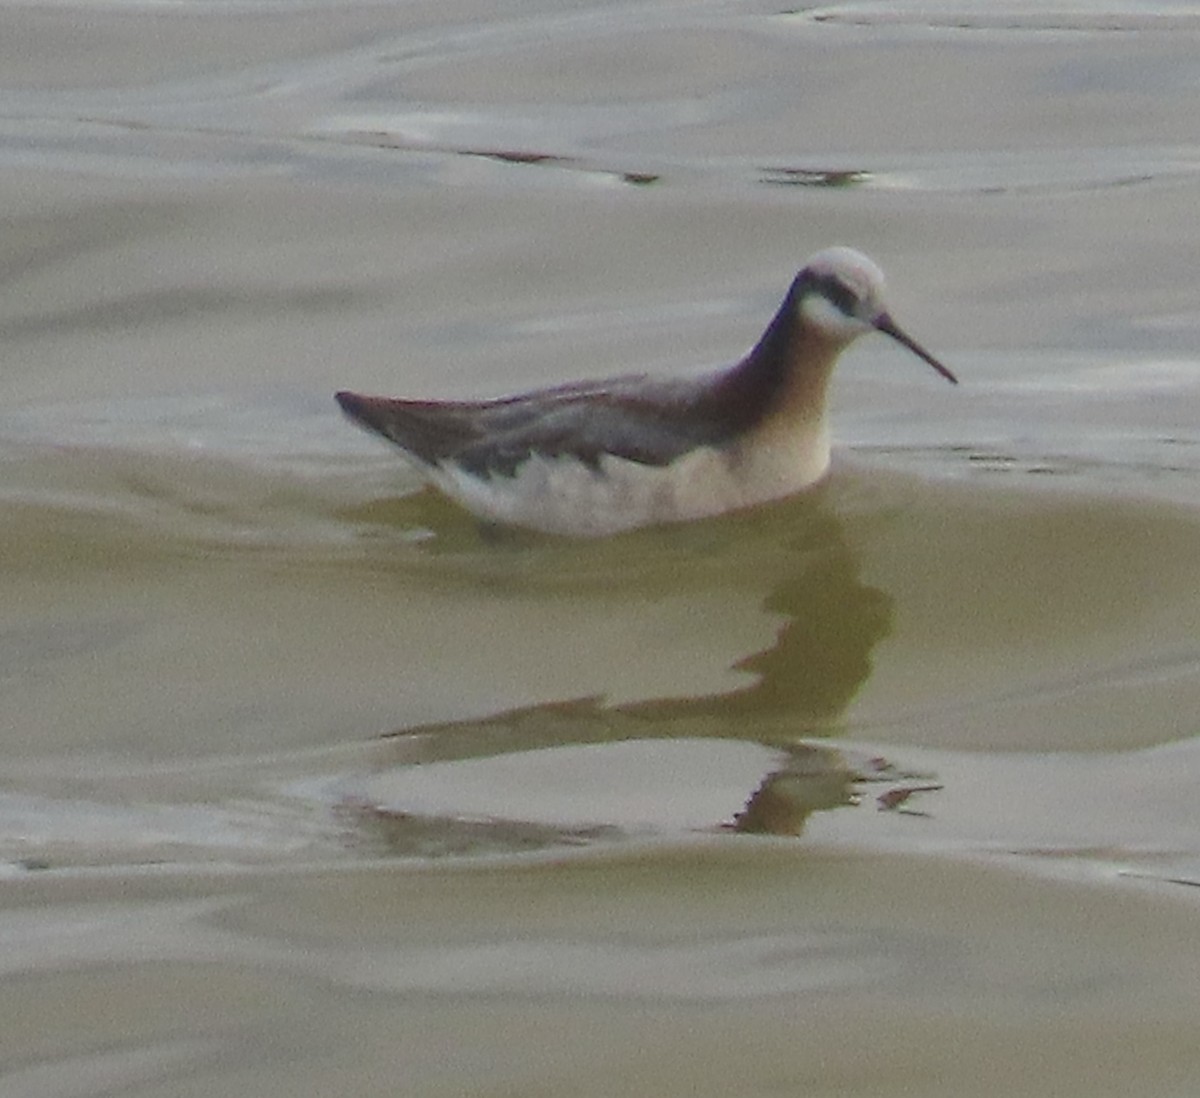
338;375;734;478
336;391;487;464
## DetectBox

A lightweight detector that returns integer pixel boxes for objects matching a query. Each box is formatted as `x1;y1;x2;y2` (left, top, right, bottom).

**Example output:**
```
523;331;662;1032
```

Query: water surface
3;2;1200;1095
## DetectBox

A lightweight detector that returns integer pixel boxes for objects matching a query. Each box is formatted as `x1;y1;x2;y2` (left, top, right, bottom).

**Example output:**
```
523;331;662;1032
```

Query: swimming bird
336;246;956;537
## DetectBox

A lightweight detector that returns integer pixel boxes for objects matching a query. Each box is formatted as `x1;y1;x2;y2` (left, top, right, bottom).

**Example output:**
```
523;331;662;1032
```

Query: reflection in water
386;489;895;735
632;508;893;722
342;736;939;855
339;798;621;859
337;481;896;730
347;495;934;851
731;753;862;835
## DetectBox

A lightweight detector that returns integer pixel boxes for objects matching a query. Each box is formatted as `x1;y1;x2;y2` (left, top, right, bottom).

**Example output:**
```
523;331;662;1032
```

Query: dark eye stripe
817;275;859;317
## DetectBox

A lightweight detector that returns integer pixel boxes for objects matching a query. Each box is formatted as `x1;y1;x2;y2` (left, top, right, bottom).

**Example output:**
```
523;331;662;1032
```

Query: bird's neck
712;279;843;437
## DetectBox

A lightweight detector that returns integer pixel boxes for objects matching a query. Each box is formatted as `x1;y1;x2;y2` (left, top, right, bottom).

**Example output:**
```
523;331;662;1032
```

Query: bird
335;246;957;537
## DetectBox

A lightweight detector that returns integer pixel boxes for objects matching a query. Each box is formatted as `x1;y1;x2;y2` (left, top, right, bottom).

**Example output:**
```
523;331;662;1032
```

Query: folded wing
336;374;737;478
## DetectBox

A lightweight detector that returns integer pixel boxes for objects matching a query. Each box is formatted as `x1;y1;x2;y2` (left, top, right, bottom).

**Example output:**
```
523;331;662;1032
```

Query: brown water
4;2;1200;1094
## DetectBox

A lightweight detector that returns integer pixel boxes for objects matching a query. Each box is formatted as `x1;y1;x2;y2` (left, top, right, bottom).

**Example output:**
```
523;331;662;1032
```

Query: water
4;2;1200;1094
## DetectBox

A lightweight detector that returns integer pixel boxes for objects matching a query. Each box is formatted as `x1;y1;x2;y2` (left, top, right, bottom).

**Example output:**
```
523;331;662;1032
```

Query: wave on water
0;393;445;562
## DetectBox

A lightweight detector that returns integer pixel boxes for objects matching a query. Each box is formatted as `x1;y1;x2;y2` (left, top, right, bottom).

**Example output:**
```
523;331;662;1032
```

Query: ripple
789;2;1200;35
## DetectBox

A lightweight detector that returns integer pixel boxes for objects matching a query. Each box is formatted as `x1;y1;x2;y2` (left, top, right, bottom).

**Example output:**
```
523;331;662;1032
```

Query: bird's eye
821;277;859;317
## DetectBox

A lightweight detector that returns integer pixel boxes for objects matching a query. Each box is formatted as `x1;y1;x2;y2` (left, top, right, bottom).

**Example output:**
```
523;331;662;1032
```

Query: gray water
4;2;1200;1095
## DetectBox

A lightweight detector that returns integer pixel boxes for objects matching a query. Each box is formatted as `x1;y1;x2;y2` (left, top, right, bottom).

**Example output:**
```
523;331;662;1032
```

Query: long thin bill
874;313;958;384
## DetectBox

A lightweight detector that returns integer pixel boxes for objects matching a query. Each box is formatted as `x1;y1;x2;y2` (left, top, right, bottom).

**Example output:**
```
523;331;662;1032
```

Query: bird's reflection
630;510;892;723
341;489;940;852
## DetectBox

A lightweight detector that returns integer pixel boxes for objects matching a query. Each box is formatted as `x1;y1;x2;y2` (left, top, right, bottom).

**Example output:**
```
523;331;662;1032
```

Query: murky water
4;2;1200;1094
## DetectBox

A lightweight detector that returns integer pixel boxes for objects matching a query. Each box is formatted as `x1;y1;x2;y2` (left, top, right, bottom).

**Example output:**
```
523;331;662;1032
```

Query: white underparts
423;419;832;536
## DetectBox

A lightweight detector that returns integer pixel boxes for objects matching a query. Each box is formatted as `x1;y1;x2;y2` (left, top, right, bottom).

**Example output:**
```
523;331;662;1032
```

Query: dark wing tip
335;390;364;416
